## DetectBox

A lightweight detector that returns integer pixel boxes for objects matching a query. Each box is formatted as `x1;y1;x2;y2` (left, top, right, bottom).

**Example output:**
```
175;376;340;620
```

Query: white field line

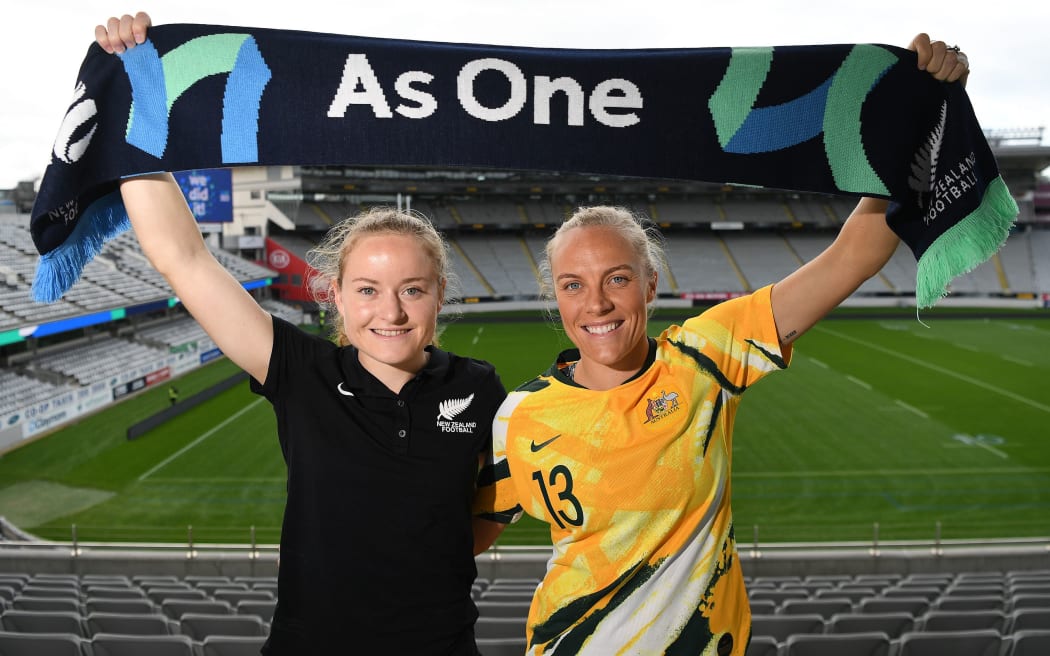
974;442;1009;459
894;399;929;419
815;326;1050;415
846;375;872;390
1002;355;1033;367
137;398;266;482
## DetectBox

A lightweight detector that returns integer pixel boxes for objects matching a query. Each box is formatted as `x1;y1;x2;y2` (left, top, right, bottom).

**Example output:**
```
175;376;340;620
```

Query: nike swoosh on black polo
337;382;354;397
530;434;561;452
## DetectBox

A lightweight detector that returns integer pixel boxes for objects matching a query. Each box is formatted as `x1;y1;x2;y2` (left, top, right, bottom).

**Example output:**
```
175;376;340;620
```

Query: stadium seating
84;599;155;616
0;217;275;332
749;589;811;606
199;634;268;656
0;631;85;656
476;636;528;656
478;589;536;603
0;609;85;636
857;597;930;616
475;616;528;640
745;635;780;656
1008;608;1050;632
779;598;854;620
933;595;1005;612
894;628;1003;656
825;612;915;639
90;632;198;656
160;599;233;621
11;597;80;613
7;570;1050;652
1010;594;1050;610
475;600;533;618
919;609;1006;633
1008;629;1050;656
816;587;880;604
178;613;267;640
82;587;148;601
85;611;177;637
750;614;827;642
212;589;273;606
234;599;276;623
782;631;892;656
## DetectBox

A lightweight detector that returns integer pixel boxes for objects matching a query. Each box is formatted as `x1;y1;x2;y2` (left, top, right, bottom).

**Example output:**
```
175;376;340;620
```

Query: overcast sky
5;0;1047;189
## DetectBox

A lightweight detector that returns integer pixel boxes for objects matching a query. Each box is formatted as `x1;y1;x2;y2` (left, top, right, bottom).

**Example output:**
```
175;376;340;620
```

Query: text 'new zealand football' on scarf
29;23;1017;307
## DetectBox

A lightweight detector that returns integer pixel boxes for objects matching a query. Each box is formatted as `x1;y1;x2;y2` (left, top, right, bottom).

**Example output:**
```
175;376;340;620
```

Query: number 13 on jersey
532;465;585;529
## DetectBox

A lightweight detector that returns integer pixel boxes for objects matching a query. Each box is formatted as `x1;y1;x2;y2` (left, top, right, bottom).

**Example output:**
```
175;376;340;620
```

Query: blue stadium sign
173;168;233;223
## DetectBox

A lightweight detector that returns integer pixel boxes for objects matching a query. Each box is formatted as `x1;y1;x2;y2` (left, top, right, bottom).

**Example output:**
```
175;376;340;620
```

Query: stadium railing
2;522;1050;582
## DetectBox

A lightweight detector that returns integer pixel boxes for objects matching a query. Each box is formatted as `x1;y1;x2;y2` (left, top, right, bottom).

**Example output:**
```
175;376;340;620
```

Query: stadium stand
1030;229;1050;291
0;569;1049;651
0;215;276;330
455;234;539;297
0;154;1048;652
521;199;571;225
29;337;169;386
0;371;72;416
454;199;527;226
662;234;748;293
652;197;720;224
0;214;307;447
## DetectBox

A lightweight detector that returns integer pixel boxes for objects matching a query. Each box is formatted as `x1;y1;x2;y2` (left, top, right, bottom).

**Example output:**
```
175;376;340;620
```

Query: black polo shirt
251;317;505;654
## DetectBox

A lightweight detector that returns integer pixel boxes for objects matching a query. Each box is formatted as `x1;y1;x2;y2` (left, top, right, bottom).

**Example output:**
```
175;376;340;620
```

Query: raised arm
98;13;273;382
119;175;273;383
770;33;969;346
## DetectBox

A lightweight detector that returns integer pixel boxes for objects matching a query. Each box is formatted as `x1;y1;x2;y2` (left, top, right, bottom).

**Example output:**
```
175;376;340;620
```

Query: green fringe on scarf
915;176;1018;309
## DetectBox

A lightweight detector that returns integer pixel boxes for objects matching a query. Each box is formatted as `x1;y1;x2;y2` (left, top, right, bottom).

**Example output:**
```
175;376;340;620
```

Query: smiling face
550;224;657;390
332;232;444;387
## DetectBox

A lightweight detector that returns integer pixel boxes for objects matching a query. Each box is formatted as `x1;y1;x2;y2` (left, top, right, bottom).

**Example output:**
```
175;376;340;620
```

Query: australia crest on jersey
641;387;684;425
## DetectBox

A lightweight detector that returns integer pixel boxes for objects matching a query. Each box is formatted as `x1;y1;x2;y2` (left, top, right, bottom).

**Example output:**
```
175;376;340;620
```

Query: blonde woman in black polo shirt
98;15;507;654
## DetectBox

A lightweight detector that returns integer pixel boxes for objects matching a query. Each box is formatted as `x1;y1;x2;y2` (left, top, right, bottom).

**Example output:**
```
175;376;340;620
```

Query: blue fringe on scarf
32;191;129;303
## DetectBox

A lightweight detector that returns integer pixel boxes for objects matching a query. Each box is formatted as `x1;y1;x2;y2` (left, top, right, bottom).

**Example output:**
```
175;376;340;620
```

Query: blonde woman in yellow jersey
474;34;969;656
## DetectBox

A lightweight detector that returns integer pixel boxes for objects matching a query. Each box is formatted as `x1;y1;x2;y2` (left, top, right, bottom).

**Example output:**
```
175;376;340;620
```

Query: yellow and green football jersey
475;285;791;655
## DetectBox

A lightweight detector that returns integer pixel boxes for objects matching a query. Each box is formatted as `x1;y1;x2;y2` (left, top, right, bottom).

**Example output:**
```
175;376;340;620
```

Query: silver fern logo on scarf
910;101;979;225
436;393;477;434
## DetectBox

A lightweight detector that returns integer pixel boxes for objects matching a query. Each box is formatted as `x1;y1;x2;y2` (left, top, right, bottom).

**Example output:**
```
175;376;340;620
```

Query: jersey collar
548;337;657;389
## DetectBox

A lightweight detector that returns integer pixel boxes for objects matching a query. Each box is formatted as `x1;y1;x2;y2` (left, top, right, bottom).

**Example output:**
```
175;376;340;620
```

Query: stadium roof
993;144;1050;176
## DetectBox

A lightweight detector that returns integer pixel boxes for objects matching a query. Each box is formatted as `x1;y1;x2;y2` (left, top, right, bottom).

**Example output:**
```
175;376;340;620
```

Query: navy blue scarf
30;23;1016;306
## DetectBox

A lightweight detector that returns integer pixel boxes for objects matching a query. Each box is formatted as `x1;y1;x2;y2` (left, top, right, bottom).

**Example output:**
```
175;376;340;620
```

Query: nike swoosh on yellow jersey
530;434;562;452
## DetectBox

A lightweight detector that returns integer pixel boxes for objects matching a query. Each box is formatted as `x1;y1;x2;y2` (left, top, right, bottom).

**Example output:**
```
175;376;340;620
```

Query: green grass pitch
1;308;1047;545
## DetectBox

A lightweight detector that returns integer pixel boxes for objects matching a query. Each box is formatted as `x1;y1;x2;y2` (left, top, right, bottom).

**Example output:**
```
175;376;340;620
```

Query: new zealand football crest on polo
436;393;477;434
